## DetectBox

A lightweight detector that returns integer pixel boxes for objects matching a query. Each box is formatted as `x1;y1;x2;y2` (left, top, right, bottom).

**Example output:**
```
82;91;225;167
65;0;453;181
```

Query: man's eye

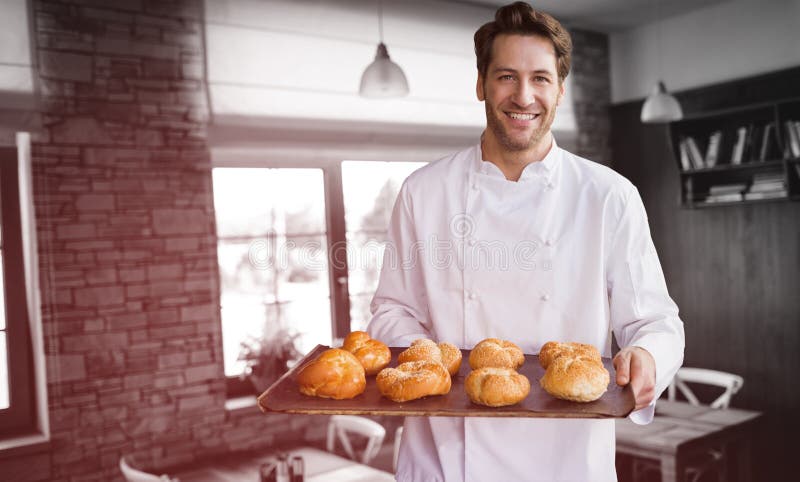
499;75;514;81
535;76;550;83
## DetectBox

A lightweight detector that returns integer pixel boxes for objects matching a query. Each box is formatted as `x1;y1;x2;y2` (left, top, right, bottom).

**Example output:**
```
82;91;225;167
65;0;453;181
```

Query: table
172;446;394;482
615;400;763;482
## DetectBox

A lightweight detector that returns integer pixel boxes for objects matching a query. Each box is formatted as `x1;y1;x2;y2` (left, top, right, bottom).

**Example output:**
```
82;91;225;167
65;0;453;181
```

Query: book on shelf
744;190;787;200
708;183;747;196
704;192;744;203
704;130;723;168
684;136;705;169
731;126;748;165
784;120;800;158
751;171;784;183
744;123;760;162
678;139;692;171
758;122;777;161
748;181;786;193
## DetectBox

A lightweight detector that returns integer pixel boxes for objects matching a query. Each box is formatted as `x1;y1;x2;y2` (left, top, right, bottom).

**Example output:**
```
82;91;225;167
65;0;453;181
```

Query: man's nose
511;82;536;107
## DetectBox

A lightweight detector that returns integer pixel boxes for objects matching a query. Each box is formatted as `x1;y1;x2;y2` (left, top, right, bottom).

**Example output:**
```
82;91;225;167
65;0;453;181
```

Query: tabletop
172;446;394;482
615;400;763;482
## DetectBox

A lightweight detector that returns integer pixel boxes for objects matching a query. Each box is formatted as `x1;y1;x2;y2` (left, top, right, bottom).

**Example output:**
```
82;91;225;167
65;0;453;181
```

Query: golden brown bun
397;339;442;364
468;338;525;370
465;367;531;407
296;348;366;400
376;360;451;402
538;341;601;369
539;354;610;402
438;342;462;377
342;331;391;375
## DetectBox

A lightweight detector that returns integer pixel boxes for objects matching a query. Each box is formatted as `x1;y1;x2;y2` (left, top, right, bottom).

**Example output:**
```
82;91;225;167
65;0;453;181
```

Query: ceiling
447;0;731;32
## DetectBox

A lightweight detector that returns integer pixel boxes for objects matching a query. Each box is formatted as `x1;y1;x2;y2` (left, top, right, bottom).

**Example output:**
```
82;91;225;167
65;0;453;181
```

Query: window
341;161;426;331
212;160;424;393
0;146;36;436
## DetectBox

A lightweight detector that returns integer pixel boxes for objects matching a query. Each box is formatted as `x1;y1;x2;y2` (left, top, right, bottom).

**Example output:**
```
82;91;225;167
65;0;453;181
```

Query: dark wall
610;67;800;479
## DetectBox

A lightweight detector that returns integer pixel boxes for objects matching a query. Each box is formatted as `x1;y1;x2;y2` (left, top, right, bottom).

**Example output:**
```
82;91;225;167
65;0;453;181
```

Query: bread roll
539;354;609;402
465;367;530;407
376;360;451;402
468;338;525;370
342;331;391;375
397;339;442;364
438;342;463;377
296;348;366;400
538;341;601;369
398;339;462;377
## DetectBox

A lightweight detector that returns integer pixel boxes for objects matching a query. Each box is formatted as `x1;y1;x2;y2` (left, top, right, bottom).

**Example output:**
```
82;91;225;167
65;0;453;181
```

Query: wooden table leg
659;454;686;482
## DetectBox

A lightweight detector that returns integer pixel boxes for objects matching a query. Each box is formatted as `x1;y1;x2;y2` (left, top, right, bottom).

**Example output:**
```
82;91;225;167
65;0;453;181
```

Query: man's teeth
508;112;537;120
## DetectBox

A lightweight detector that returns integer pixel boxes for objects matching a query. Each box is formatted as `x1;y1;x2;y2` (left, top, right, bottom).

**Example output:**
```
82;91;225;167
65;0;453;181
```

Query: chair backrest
326;415;386;465
393;426;403;472
119;457;177;482
667;367;744;409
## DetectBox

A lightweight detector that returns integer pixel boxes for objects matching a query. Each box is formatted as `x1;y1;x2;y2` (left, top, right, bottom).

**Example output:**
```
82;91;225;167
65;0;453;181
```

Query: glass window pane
0;331;8;409
342;161;426;332
279;235;330;302
349;293;373;333
282;299;332;356
341;161;425;233
215;168;330;378
346;231;386;296
213;168;326;237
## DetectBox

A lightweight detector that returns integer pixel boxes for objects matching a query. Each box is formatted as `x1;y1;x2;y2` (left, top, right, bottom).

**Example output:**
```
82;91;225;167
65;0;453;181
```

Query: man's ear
556;80;565;106
476;73;485;101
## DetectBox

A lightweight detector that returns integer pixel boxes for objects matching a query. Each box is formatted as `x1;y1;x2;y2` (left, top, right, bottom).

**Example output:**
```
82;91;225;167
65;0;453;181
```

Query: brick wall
0;1;316;481
571;29;612;165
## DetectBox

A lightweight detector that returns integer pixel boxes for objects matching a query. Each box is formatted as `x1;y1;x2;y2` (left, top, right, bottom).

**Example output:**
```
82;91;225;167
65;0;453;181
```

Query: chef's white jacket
367;141;685;482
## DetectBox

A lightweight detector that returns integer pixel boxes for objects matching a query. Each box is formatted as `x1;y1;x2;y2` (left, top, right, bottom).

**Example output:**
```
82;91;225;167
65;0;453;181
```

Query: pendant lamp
641;1;682;123
359;0;409;98
641;81;683;123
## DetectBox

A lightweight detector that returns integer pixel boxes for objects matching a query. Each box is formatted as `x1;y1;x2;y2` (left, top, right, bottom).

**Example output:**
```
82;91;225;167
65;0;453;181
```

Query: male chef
367;2;685;481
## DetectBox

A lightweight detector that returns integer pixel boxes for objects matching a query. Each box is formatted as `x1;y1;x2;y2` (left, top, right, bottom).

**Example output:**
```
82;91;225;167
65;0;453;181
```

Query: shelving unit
669;97;800;208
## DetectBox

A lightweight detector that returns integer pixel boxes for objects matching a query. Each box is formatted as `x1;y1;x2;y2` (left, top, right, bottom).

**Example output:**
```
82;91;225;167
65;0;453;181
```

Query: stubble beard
484;100;556;152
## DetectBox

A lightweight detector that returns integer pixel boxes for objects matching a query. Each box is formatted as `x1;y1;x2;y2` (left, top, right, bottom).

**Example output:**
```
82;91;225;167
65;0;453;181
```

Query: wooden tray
258;345;634;418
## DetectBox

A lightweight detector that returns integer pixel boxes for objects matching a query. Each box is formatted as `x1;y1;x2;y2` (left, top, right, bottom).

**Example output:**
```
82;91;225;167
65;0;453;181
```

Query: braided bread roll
376;360;452;402
538;341;609;402
538;341;601;369
397;339;462;376
465;367;530;407
468;338;525;370
342;331;391;375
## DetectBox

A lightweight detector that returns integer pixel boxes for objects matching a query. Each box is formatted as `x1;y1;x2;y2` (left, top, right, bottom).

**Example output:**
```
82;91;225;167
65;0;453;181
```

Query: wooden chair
119;457;178;482
326;415;386;465
633;367;745;482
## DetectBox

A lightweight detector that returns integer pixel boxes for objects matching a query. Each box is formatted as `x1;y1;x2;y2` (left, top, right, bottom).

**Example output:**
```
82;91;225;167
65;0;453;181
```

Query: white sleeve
366;181;433;346
606;187;685;424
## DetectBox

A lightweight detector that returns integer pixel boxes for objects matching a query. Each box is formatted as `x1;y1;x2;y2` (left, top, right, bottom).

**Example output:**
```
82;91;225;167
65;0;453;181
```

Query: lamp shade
359;43;409;98
641;81;683;123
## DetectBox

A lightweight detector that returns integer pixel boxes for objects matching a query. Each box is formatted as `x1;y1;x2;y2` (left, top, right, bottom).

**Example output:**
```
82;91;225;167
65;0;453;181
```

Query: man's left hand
613;346;656;411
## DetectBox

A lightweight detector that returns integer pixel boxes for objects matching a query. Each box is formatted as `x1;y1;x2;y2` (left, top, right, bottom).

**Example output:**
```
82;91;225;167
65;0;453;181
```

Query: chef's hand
613;346;656;411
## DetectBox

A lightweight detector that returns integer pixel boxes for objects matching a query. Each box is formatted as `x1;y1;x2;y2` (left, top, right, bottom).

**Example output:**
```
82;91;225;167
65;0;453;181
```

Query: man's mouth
506;112;540;121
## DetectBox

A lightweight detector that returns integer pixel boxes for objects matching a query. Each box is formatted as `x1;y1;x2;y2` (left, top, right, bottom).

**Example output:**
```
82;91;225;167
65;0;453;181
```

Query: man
367;2;685;481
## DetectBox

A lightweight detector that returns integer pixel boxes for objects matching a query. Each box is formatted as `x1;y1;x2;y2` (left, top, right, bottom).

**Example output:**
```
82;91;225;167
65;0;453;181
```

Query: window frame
0;147;36;437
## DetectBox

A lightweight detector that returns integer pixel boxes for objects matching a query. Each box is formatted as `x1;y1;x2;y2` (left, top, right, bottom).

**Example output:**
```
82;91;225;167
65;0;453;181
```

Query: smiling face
477;34;565;154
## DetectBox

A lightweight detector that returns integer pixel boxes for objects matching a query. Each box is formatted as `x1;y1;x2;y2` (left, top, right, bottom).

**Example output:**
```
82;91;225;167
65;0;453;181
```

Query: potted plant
238;325;302;393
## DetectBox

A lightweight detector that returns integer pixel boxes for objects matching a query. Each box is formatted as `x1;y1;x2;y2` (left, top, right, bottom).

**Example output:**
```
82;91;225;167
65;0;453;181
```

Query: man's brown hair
474;1;572;82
